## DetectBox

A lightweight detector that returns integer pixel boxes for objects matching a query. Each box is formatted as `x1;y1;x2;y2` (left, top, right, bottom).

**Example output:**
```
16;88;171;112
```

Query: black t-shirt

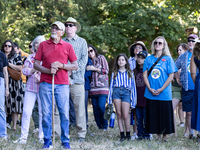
0;52;8;78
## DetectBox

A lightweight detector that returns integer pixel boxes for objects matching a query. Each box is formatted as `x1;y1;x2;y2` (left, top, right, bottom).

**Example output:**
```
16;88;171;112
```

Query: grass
2;103;200;150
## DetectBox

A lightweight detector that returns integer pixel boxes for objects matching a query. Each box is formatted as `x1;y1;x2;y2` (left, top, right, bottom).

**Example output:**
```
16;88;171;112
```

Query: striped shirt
128;57;136;71
22;53;40;93
63;34;88;84
107;71;137;108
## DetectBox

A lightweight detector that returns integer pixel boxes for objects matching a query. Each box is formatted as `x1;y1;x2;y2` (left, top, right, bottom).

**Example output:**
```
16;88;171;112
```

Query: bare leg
133;109;137;134
11;112;18;130
121;102;130;132
162;134;167;141
113;99;124;132
172;98;180;136
157;134;161;141
185;112;192;134
178;102;184;123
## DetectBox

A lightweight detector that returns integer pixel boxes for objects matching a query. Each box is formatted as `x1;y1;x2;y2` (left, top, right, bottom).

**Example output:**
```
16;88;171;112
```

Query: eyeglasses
4;44;12;48
88;49;94;54
188;39;195;43
154;41;163;45
29;45;32;48
65;24;76;27
51;26;61;31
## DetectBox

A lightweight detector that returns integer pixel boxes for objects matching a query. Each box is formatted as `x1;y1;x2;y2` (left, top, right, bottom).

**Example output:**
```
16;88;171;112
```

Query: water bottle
130;110;135;125
109;111;115;128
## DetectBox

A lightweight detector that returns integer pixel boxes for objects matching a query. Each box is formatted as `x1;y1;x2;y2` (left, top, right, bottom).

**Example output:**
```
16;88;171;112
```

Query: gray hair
151;36;171;56
32;35;46;52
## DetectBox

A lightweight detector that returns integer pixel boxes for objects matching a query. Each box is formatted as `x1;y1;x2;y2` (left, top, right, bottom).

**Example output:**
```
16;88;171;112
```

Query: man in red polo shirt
34;21;78;149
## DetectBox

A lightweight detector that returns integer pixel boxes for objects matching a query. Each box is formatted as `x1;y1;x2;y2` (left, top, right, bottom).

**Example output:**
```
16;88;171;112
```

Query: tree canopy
0;0;200;58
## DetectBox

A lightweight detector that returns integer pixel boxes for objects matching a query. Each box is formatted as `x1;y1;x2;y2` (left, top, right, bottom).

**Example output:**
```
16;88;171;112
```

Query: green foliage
0;0;199;58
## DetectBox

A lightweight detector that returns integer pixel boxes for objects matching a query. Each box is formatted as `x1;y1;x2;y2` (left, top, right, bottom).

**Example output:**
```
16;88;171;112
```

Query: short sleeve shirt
143;55;177;101
0;52;8;78
34;38;77;84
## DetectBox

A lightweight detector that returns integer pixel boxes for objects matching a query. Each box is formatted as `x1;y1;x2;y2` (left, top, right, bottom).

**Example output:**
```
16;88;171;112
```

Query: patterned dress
6;54;24;114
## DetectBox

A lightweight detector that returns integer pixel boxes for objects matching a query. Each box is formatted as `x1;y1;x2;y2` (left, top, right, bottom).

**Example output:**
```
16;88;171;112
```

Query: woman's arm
155;73;174;95
3;66;9;98
86;65;101;73
22;56;37;76
174;71;182;86
143;70;156;95
8;63;23;71
190;54;197;83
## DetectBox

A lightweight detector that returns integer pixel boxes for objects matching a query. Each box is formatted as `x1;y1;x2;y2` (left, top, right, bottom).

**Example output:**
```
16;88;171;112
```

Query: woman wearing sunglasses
143;36;177;141
87;44;109;131
1;40;24;131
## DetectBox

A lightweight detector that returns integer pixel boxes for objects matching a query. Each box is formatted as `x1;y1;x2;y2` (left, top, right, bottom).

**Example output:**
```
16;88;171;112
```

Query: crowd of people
0;16;200;149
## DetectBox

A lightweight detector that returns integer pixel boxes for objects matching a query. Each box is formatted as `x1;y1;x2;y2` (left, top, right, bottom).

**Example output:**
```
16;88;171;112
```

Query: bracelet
62;63;65;69
6;88;9;90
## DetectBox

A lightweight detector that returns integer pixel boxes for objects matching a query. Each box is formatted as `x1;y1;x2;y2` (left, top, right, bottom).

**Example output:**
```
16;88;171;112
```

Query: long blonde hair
151;36;171;56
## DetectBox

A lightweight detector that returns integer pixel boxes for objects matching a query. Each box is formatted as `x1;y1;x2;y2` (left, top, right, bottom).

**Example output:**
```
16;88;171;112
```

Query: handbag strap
148;54;164;76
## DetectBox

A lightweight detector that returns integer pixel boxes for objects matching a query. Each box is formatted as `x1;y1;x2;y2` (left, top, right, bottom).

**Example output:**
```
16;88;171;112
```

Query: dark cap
137;51;148;58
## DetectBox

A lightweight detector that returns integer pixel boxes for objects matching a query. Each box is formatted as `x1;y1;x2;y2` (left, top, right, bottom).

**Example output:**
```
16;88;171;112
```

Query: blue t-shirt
143;55;177;101
187;52;195;90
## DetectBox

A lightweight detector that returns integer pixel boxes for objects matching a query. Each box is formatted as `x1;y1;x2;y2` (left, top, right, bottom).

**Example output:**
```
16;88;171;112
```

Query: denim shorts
112;87;131;103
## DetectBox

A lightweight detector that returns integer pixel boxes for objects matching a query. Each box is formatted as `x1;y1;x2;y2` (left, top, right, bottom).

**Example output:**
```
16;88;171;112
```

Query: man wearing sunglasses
175;34;198;139
62;17;88;142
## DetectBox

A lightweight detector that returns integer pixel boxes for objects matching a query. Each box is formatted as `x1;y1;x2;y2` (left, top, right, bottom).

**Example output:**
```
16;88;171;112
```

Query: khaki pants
70;84;86;138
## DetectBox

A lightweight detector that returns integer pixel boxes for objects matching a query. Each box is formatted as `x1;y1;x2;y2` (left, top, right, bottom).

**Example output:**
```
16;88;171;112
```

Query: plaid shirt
63;35;88;84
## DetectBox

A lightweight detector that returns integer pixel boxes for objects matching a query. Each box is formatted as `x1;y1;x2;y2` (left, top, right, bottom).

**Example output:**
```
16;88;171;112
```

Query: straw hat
64;17;81;33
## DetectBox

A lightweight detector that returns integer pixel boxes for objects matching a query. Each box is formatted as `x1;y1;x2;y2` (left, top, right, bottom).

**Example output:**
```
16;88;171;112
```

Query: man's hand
51;61;63;69
50;67;58;74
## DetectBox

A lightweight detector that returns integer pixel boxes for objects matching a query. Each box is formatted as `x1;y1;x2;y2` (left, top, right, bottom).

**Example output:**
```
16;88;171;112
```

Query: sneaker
78;137;85;142
184;133;189;138
150;134;153;140
61;142;71;149
6;123;11;129
42;139;53;149
103;129;107;132
180;122;185;127
33;128;39;134
38;138;44;144
131;134;138;140
13;138;27;144
120;137;126;142
189;134;195;140
126;136;131;141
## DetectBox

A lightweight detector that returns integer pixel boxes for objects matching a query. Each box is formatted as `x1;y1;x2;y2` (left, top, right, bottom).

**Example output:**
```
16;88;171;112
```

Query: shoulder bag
148;54;164;76
7;66;21;81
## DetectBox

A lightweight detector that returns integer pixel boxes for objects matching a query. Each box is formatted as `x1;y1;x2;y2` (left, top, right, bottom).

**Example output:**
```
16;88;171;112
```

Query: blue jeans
91;95;108;129
136;107;149;139
39;82;69;143
0;77;7;137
